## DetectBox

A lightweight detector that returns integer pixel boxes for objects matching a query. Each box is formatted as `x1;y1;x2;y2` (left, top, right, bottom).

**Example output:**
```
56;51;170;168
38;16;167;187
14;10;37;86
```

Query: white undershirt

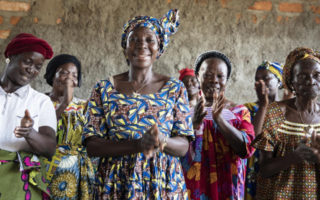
0;84;57;152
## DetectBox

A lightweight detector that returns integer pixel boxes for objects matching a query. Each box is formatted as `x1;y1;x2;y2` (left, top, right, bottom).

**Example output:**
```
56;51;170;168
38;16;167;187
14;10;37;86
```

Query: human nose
136;39;147;48
26;65;37;74
210;75;218;83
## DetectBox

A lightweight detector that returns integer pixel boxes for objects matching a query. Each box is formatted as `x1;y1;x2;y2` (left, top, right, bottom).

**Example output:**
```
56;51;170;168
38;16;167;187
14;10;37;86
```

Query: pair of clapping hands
193;92;225;130
139;124;168;159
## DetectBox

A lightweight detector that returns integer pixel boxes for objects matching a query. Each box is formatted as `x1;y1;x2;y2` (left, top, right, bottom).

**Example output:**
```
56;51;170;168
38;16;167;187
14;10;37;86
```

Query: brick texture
249;1;272;11
220;0;229;8
311;5;320;15
0;1;30;12
278;2;303;13
10;16;21;25
0;30;10;39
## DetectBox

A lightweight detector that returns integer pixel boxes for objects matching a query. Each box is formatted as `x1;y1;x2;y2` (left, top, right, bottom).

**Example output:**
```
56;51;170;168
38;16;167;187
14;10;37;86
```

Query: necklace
298;110;316;136
130;79;150;96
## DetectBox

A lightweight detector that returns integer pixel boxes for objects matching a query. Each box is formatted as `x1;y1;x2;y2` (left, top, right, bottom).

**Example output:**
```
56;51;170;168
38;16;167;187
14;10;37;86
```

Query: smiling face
291;59;320;99
197;58;228;103
125;26;159;68
6;51;44;87
182;75;200;100
52;62;78;92
255;68;279;97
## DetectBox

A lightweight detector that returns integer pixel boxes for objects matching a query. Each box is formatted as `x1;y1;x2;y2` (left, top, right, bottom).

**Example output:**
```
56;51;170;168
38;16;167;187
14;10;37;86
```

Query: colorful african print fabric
44;98;95;200
0;150;50;200
252;102;320;199
84;78;194;200
243;102;259;200
121;9;179;57
182;105;255;200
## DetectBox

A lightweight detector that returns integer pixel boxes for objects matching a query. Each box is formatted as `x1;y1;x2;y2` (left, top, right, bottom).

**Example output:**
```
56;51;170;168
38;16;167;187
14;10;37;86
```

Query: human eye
23;59;32;65
35;64;42;70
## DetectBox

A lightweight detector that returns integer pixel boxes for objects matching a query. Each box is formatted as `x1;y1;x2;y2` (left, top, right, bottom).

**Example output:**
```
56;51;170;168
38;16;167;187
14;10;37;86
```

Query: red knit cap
179;68;195;81
4;33;53;59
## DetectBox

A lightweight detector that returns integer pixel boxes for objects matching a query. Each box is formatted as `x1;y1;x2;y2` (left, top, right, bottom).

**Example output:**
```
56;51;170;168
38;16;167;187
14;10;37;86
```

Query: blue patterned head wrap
121;9;179;58
257;61;283;87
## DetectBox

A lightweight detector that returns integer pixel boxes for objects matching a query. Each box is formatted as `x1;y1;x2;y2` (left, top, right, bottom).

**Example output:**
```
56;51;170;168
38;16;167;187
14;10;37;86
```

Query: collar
0;84;30;99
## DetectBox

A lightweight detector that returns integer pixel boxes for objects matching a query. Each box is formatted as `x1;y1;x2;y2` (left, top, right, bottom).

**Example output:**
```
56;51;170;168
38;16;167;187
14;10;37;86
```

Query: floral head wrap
121;9;179;58
257;61;283;87
283;47;320;92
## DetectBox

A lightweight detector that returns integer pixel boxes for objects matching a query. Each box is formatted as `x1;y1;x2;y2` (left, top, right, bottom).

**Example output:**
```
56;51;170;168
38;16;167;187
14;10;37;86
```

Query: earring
5;58;10;64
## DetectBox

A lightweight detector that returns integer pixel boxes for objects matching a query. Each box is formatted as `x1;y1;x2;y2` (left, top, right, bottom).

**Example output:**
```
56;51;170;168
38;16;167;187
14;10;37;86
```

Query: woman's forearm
163;136;189;157
252;104;268;136
86;136;189;158
259;150;302;178
86;136;142;157
25;126;56;158
215;115;247;157
55;103;68;120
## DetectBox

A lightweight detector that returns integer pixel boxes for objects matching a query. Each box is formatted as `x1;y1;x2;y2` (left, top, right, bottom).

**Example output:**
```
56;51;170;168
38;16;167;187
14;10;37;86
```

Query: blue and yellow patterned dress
44;98;95;200
84;78;194;200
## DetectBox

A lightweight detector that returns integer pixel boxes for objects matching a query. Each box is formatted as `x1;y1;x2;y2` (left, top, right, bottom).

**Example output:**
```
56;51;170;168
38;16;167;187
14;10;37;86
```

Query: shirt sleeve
171;80;194;140
237;105;255;159
38;97;57;132
252;102;282;152
83;81;107;143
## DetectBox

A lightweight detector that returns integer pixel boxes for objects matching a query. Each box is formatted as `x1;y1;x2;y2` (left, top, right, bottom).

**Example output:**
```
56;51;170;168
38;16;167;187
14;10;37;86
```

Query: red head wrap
4;33;53;59
179;68;195;81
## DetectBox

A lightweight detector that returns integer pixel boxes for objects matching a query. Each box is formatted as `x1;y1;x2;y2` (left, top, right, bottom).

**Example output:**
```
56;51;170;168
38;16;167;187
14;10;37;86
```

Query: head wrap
4;33;53;59
257;61;283;87
121;9;179;57
283;47;320;92
179;68;195;81
194;50;232;79
44;54;82;87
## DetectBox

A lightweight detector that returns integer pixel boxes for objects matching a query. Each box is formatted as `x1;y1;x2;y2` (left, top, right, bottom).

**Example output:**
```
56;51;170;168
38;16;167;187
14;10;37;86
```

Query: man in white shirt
0;33;56;199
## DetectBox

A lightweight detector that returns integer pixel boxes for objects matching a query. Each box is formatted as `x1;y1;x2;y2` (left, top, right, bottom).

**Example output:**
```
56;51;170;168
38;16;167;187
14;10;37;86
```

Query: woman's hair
194;50;232;79
44;54;82;87
283;47;320;92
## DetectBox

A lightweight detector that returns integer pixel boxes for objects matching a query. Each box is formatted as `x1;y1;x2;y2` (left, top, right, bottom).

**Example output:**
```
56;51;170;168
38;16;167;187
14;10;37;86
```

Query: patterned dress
243;102;259;200
252;102;320;199
44;98;95;200
84;78;194;200
0;151;50;200
182;105;255;200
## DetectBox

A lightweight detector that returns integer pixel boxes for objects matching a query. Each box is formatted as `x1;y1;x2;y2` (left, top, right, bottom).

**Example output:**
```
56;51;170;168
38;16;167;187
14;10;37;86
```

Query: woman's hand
139;124;160;159
192;96;207;130
255;80;269;106
311;130;320;150
283;88;294;100
295;137;320;163
212;91;225;121
14;109;34;138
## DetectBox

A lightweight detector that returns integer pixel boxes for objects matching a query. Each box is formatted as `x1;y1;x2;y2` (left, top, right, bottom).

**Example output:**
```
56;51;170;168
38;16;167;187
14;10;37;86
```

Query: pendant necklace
298;110;316;136
130;79;150;96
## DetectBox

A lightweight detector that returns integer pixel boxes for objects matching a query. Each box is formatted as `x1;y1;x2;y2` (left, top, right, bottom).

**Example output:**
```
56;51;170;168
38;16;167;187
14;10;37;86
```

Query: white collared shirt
0;84;57;152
